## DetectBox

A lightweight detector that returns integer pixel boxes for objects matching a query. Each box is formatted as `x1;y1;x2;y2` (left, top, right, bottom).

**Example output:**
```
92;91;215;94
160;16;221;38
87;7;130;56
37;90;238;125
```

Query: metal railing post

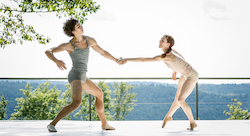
196;82;198;120
89;94;91;121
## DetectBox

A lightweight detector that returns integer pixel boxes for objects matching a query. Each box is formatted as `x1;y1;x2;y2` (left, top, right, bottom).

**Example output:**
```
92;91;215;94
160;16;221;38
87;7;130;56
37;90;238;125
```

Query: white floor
0;120;249;136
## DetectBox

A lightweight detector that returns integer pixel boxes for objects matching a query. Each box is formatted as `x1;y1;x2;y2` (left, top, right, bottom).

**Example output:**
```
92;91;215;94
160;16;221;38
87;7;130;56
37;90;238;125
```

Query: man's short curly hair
63;18;78;37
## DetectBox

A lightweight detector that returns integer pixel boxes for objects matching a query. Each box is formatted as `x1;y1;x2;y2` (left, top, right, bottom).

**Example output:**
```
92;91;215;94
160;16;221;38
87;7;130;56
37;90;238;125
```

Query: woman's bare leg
50;80;83;126
162;76;186;128
163;76;197;129
177;79;197;125
164;75;186;118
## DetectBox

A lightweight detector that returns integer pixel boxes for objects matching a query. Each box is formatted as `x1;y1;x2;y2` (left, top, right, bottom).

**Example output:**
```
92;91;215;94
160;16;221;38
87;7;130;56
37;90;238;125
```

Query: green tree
10;82;67;120
112;82;137;120
223;99;250;120
0;94;9;120
0;0;100;48
74;81;113;121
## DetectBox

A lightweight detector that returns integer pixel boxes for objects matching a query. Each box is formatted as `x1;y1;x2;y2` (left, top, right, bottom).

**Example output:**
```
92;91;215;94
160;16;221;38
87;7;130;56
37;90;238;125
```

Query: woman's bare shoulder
163;52;176;62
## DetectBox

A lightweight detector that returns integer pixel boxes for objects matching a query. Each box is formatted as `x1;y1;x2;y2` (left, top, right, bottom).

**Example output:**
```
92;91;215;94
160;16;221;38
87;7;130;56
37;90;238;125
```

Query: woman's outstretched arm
124;55;163;62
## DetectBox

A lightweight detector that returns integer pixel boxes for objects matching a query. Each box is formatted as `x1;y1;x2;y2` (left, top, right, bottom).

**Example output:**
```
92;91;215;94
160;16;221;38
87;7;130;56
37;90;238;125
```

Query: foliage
2;81;250;120
0;94;9;120
112;82;137;120
9;82;67;120
0;0;100;48
0;7;50;48
223;99;250;120
72;81;137;121
74;81;113;121
5;81;137;121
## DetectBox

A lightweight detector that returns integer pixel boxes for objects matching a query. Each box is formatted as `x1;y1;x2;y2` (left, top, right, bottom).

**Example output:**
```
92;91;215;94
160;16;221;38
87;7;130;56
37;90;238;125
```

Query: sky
1;0;250;81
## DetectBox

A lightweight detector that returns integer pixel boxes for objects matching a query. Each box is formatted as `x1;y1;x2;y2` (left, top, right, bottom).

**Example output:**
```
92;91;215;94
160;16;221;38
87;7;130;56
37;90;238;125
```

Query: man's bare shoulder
57;42;72;49
61;41;71;46
84;35;95;41
84;35;97;46
50;42;73;53
84;35;92;39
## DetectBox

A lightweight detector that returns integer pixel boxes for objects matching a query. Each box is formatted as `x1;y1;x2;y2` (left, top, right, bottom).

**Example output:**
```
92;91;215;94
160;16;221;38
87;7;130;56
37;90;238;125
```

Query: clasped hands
116;58;127;65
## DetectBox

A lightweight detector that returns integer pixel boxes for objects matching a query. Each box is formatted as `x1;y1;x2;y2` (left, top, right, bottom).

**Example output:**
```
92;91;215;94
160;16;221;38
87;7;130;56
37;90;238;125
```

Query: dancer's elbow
45;49;52;55
140;58;148;62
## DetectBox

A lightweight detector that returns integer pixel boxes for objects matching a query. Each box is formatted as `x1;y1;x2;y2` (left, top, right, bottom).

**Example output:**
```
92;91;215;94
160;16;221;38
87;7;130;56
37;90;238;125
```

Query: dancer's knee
177;98;185;105
95;89;103;100
175;94;179;100
71;100;82;109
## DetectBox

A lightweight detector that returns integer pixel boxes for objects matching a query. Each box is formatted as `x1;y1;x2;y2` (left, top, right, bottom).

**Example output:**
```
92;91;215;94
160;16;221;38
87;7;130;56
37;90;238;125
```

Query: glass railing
1;77;250;121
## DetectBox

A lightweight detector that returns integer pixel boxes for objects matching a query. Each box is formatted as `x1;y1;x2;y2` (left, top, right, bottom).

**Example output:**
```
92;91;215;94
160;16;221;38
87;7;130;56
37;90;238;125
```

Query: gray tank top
69;35;90;72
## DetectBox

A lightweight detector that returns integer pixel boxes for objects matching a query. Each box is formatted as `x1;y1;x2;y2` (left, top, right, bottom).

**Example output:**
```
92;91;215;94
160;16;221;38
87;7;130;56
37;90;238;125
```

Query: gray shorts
68;70;87;83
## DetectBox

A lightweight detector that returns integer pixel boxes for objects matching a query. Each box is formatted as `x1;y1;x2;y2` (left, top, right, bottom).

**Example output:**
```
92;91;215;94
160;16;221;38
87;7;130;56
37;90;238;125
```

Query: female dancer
122;35;198;130
45;18;125;132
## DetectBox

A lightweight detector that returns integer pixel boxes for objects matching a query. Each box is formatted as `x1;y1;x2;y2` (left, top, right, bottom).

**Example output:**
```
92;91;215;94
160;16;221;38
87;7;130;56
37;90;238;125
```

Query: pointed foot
162;116;172;128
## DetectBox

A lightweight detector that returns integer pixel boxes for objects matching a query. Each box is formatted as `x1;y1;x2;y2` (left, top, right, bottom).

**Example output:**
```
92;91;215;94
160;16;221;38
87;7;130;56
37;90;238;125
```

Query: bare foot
102;124;115;130
187;122;197;130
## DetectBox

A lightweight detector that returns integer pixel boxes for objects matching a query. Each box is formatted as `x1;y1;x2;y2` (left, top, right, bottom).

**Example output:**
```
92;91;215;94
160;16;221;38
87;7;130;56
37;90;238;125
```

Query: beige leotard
164;51;199;81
